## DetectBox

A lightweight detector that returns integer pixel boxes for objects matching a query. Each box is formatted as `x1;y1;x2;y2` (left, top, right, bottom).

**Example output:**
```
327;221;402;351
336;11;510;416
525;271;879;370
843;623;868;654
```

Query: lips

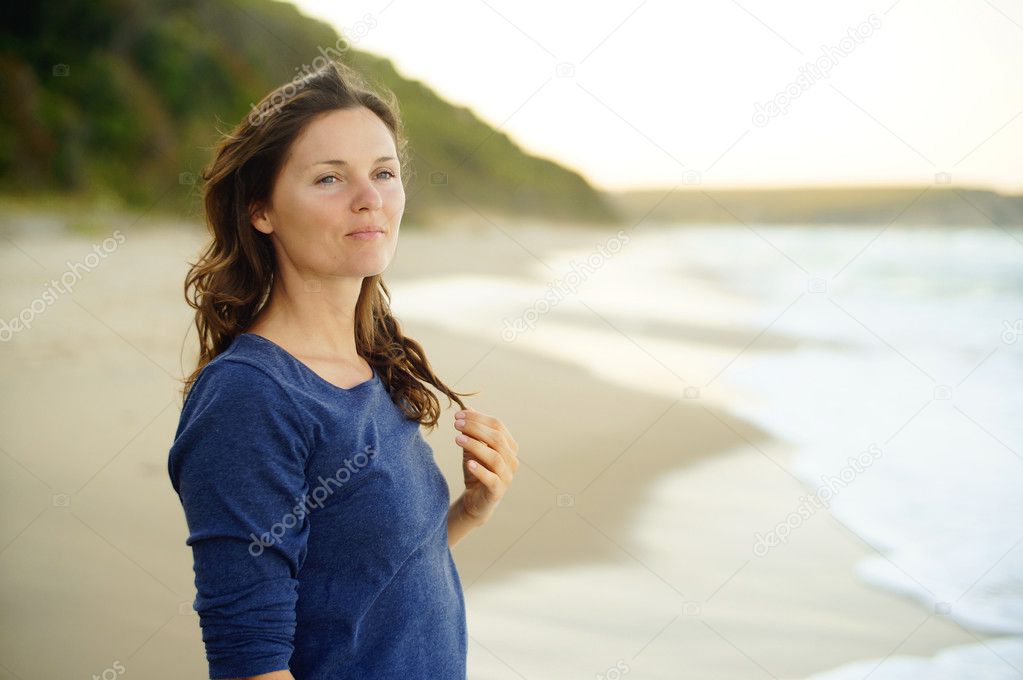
346;227;384;236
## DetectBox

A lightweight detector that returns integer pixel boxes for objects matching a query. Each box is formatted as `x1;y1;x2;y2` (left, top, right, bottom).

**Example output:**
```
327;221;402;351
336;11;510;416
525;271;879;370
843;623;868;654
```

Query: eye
317;175;340;185
376;169;397;180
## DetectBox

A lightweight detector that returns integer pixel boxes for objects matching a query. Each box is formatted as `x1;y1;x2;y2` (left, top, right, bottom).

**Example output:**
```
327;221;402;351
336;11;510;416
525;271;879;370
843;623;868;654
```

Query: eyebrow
309;156;397;168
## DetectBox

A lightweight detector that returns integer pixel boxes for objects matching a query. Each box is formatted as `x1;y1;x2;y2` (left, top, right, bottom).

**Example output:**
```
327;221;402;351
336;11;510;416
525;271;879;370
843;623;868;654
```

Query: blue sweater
168;332;467;679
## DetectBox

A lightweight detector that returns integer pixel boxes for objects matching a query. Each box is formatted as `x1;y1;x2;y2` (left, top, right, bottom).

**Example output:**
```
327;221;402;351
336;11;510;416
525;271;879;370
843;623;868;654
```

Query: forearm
447;492;484;548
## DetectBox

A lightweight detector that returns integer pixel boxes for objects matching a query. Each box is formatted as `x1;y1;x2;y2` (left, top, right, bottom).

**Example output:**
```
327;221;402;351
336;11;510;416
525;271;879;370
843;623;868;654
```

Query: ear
249;201;273;235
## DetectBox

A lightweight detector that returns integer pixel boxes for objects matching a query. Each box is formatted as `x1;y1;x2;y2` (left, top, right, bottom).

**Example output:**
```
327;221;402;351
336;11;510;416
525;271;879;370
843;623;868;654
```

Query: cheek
291;193;348;242
274;186;331;230
383;184;406;215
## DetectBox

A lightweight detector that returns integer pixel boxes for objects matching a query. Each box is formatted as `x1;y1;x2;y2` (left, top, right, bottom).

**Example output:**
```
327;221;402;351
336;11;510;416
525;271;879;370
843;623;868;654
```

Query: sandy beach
0;209;992;679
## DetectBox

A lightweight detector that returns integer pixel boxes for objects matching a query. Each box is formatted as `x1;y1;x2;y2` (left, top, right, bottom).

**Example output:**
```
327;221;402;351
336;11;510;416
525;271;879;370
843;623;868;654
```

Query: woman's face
251;106;405;280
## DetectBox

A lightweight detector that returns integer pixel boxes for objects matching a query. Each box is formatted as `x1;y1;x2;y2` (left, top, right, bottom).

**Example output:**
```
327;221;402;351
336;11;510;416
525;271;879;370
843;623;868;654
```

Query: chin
355;255;392;278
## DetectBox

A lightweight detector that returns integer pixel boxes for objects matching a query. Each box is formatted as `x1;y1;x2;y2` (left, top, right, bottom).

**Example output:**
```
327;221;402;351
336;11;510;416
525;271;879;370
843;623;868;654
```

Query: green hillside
0;0;618;226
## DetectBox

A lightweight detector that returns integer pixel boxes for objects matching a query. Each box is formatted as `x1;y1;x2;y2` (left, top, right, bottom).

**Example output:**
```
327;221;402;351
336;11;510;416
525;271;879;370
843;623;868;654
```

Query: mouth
346;227;386;240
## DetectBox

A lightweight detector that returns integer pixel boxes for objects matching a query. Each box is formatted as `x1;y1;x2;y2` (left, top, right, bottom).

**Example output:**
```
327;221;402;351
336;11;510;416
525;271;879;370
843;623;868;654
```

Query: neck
248;275;365;363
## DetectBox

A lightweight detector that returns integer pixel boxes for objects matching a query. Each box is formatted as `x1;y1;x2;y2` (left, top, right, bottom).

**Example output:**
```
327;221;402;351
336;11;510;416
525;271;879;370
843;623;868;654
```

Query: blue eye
318;170;396;185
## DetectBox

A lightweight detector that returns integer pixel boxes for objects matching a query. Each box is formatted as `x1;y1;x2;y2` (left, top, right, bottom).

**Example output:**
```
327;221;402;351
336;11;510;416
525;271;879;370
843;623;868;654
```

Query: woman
167;59;519;680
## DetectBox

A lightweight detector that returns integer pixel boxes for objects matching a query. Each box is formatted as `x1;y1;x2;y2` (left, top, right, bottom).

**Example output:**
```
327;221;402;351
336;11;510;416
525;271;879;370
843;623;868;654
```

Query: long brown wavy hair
180;59;475;430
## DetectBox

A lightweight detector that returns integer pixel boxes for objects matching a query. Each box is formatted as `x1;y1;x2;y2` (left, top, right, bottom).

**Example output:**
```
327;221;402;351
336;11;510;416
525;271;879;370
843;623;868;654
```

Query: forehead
286;107;396;166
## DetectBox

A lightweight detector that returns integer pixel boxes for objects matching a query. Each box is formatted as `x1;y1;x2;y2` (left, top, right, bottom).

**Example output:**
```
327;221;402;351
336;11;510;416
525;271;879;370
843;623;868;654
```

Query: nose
351;178;383;212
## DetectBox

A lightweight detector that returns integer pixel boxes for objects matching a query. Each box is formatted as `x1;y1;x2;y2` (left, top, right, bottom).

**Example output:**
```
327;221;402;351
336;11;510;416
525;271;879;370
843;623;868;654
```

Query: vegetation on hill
0;0;619;226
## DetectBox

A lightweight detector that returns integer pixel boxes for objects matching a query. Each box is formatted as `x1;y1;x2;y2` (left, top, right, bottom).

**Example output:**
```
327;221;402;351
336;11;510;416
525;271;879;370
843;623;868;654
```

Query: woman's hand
453;406;519;526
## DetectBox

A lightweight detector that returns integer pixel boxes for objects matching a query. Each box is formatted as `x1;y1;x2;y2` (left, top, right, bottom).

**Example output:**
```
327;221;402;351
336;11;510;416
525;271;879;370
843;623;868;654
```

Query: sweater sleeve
168;359;312;680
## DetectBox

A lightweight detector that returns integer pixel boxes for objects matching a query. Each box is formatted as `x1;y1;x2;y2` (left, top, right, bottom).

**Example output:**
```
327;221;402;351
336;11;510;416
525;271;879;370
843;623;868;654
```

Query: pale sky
290;0;1023;193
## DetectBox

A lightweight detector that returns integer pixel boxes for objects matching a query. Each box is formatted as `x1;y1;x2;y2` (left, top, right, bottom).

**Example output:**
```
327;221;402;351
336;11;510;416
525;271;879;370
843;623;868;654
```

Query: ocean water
393;222;1023;677
655;224;1023;678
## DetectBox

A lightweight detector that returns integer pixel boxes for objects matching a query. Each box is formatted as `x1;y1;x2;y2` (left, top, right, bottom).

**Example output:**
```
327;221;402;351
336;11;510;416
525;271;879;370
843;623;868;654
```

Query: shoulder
169;355;314;495
187;354;284;407
185;335;291;404
179;353;312;448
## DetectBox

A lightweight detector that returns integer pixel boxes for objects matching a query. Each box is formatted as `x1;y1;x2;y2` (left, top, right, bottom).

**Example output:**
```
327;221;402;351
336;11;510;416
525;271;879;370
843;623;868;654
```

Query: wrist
458;492;489;527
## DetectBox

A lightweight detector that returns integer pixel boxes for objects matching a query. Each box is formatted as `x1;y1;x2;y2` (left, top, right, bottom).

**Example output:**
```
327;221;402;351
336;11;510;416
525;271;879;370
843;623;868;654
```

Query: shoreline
410;321;996;679
387;226;997;678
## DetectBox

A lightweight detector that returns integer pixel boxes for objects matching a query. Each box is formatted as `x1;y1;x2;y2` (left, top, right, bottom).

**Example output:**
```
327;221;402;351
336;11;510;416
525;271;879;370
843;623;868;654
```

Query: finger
465;444;518;476
458;421;519;474
465;456;501;492
455;411;516;458
455;434;508;480
454;419;510;457
456;407;501;433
